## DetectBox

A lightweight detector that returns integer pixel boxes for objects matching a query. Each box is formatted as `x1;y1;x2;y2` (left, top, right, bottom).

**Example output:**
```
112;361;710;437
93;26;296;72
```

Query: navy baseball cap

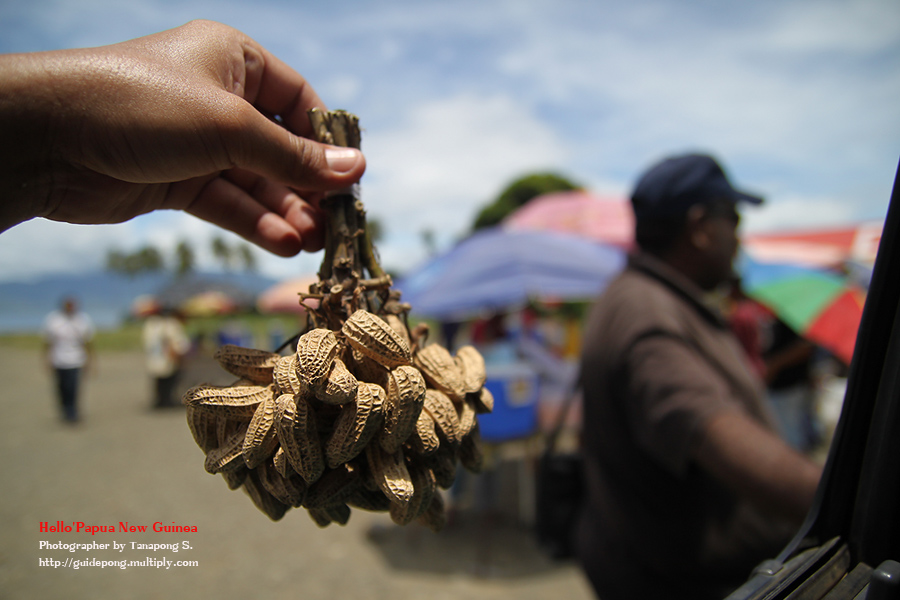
631;154;763;220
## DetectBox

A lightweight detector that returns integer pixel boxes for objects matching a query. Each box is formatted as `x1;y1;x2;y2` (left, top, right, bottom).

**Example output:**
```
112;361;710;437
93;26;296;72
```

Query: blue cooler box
478;362;540;442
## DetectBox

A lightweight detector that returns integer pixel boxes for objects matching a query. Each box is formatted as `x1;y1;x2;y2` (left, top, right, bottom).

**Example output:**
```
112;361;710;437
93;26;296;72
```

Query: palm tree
211;236;233;271
175;241;195;277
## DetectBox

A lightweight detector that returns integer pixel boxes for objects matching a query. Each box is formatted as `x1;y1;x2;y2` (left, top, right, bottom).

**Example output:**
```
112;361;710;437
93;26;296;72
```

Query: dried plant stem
304;109;393;329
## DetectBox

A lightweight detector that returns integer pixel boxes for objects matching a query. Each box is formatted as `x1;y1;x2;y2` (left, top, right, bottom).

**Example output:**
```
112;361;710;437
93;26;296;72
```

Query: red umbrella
503;190;635;249
739;254;865;366
742;221;883;269
131;294;161;318
256;276;320;314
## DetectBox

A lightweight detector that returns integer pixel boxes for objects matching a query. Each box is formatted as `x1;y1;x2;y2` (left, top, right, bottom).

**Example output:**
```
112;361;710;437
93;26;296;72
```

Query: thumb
226;105;366;191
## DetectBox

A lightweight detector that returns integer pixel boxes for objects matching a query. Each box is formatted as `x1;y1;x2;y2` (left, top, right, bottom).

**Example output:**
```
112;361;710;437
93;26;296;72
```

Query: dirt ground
0;346;595;600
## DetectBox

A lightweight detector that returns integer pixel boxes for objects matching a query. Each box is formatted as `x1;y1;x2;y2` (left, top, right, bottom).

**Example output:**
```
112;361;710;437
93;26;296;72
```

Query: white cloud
0;219;133;281
0;210;320;282
1;0;897;283
360;93;570;272
741;193;864;235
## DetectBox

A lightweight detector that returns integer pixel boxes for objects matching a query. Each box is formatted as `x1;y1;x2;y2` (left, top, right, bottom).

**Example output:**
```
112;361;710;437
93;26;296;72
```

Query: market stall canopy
742;221;883;269
179;290;239;317
738;254;865;366
130;294;162;318
506;191;884;274
395;228;626;321
155;277;257;314
503;190;634;249
256;276;320;314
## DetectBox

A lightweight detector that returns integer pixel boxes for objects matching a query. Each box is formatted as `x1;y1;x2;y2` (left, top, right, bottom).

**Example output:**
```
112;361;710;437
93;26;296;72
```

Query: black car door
726;160;900;600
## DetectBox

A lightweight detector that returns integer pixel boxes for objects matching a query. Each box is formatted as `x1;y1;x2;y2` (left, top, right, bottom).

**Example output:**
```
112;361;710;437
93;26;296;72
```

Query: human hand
0;20;366;255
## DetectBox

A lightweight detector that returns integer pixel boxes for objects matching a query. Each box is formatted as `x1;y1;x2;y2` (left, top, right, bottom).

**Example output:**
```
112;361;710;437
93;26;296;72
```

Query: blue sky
1;0;898;282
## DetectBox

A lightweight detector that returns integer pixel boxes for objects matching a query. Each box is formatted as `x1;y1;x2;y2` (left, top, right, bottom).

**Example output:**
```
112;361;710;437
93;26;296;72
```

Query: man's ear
686;204;710;250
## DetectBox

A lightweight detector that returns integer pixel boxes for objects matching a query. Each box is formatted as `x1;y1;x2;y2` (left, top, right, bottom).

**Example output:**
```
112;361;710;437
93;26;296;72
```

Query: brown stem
307;108;389;319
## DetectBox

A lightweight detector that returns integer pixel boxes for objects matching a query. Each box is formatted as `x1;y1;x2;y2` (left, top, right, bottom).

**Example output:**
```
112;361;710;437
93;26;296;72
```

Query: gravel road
0;346;594;600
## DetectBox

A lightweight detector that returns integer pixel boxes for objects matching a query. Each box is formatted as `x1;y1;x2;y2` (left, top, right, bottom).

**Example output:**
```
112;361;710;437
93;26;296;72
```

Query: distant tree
105;245;164;277
236;244;257;272
211;236;233;271
367;217;384;244
472;172;581;230
175;240;195;277
420;228;437;257
136;246;164;271
106;249;127;273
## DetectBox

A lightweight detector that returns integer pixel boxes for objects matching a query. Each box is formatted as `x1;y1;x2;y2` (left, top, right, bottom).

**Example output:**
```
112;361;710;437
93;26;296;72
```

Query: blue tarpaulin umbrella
395;228;625;320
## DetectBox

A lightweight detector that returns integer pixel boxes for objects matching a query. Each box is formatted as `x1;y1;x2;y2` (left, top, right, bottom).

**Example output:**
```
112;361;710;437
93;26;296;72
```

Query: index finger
240;40;327;139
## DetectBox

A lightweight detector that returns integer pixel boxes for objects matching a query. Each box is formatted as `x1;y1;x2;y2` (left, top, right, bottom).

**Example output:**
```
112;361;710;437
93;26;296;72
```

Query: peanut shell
415;344;466;402
296;329;339;389
325;382;385;469
379;365;426;454
365;444;414;505
454;345;486;394
343;309;411;368
242;395;279;469
183;384;271;419
213;344;280;385
275;393;325;484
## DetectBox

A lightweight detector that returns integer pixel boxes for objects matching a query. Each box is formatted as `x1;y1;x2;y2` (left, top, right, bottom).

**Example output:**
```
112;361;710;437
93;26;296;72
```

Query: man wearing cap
575;154;822;599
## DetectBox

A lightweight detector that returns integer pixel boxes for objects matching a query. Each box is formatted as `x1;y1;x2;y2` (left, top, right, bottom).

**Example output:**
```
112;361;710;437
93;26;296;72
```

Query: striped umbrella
738;254;866;366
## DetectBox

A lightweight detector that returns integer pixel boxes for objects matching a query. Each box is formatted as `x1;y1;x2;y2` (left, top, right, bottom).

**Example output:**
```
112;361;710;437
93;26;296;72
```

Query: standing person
43;297;94;423
142;308;191;409
725;275;770;382
762;318;819;452
575;154;822;599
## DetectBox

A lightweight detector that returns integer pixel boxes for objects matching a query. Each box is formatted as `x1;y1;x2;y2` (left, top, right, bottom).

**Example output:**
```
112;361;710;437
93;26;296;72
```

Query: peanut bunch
181;108;493;531
183;309;493;529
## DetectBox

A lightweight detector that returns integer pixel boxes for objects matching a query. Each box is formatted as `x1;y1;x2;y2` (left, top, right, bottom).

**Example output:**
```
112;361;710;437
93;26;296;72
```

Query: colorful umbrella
130;294;162;318
503;190;635;249
179;290;239;317
256;276;320;314
395;228;625;321
737;254;866;365
742;220;883;269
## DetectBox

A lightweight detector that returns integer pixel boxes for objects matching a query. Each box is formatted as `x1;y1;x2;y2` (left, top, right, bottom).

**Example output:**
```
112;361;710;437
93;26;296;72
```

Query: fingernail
325;147;361;173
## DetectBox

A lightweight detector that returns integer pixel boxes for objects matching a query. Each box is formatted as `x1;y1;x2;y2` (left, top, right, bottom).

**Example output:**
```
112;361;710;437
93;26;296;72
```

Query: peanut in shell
414;344;466;403
454;345;486;394
389;461;436;526
379;365;426;454
275;393;325;485
472;386;495;414
385;314;411;348
343;309;411;368
456;396;478;439
243;469;289;521
274;354;301;395
303;462;363;509
183;383;271;419
220;465;249;490
242;395;279;469
317;358;358;405
423;389;461;447
407;409;440;456
204;422;249;474
325;382;385;469
416;491;448;533
365;444;414;505
213;344;280;385
186;405;218;453
296;328;339;390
